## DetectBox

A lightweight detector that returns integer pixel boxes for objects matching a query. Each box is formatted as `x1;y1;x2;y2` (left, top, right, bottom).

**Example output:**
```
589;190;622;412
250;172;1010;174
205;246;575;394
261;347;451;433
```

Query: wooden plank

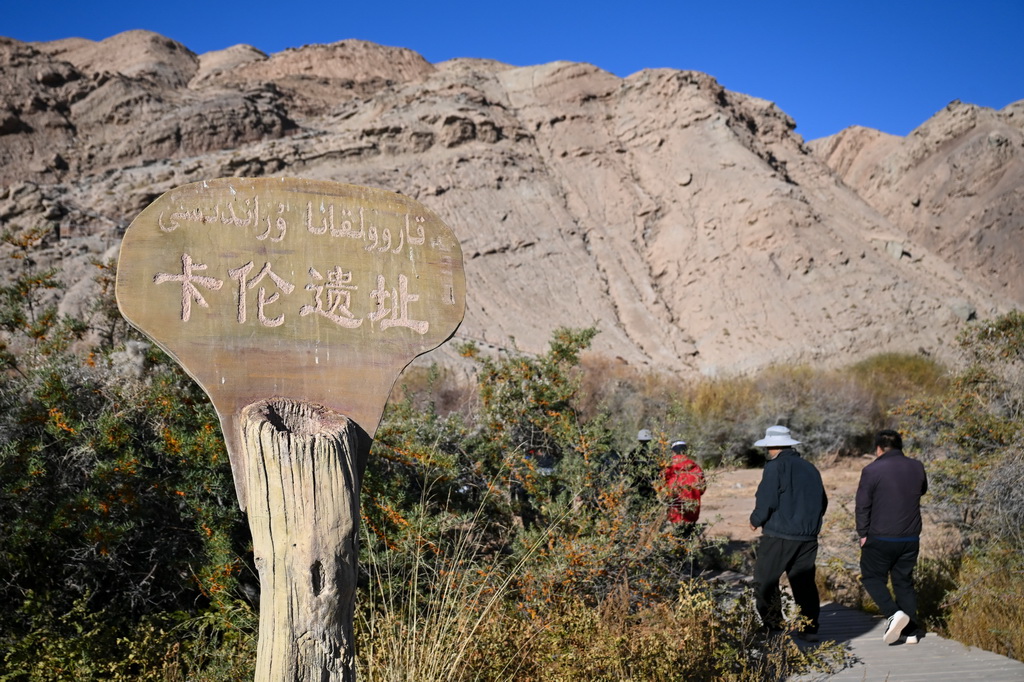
792;603;1024;681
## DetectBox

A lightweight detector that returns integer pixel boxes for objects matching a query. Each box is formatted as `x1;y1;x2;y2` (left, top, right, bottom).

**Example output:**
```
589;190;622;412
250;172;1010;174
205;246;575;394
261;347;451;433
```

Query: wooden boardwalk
791;602;1024;681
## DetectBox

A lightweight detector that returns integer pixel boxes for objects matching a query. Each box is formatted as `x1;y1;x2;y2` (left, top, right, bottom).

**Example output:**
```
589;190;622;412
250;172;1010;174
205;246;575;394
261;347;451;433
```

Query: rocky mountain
1;30;1020;378
810;101;1024;305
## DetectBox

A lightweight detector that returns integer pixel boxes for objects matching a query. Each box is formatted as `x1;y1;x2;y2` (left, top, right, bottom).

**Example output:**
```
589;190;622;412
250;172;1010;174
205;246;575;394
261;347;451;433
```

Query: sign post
116;177;465;680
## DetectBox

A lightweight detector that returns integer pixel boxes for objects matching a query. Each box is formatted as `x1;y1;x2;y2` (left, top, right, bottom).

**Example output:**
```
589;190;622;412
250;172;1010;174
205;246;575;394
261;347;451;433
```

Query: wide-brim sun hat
754;425;801;447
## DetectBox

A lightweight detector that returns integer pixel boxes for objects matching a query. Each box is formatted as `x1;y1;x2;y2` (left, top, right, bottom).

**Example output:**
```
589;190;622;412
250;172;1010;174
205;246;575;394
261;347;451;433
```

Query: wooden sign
116;177;466;510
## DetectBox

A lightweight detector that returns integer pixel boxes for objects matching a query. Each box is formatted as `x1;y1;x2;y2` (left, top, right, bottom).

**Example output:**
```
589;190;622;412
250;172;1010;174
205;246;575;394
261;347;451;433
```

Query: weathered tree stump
241;399;368;682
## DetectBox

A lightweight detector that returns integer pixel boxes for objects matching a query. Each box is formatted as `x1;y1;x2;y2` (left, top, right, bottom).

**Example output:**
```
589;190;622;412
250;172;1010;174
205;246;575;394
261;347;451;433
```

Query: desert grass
356;479;549;682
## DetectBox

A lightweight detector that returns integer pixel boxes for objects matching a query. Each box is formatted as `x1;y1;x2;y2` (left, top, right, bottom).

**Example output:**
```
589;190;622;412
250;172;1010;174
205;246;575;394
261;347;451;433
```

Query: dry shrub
944;549;1024;660
940;451;1024;659
575;353;677;434
653;364;877;465
466;581;845;682
356;507;527;682
571;351;946;467
391;363;476;417
688;376;760;422
849;352;949;422
974;450;1024;549
528;583;727;681
753;365;875;458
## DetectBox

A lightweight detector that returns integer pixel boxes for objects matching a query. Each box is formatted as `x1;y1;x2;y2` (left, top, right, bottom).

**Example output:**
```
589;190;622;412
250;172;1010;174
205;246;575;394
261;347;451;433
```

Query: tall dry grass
356;478;550;682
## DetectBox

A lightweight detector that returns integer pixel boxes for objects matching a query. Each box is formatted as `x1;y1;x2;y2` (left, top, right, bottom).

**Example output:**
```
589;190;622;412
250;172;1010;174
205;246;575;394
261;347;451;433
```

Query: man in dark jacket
856;429;928;645
749;425;828;640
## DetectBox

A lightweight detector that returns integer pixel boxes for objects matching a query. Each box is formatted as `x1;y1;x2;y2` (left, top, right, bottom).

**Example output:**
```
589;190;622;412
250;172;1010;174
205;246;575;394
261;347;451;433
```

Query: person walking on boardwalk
856;429;928;645
749;425;828;640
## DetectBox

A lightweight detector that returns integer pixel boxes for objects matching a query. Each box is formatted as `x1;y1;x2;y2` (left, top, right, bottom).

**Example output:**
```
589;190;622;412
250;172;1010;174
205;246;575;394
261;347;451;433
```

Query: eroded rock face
0;31;1019;377
811;100;1024;304
0;33;297;184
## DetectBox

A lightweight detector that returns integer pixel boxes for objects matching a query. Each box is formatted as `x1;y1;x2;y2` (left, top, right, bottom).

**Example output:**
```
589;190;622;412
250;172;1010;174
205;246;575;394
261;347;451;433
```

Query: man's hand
859;537;866;547
750;523;757;532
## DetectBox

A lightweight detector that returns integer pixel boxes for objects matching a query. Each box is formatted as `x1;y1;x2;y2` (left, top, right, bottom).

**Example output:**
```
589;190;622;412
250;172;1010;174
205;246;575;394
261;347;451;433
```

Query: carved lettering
146;185;458;336
305;201;329;235
332;207;365;239
158;256;439;335
220;196;254;227
228;261;296;327
300;267;364;328
365;223;378;252
258;201;287;242
159;195;445;264
154;253;224;321
406;214;426;245
158;212;179;233
369;274;429;335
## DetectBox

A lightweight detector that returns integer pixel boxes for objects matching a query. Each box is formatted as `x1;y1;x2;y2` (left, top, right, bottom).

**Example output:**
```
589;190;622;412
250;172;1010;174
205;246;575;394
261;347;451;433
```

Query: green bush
0;232;255;679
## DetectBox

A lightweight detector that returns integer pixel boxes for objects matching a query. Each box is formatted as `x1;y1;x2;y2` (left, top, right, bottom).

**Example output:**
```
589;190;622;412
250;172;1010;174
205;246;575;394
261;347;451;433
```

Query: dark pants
753;536;821;633
860;538;920;635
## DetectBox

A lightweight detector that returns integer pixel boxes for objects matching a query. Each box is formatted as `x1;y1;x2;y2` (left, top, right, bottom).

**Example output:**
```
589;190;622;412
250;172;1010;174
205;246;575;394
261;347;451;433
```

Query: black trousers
860;538;920;635
753;536;821;633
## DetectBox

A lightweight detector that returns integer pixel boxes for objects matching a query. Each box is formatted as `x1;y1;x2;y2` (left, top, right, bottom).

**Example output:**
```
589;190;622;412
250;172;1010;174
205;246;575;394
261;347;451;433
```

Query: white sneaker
904;634;919;645
883;610;910;644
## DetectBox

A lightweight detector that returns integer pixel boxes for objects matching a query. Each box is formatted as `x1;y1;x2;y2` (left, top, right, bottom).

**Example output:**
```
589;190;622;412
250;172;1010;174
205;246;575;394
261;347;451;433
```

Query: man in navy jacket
749;425;828;640
856;429;928;644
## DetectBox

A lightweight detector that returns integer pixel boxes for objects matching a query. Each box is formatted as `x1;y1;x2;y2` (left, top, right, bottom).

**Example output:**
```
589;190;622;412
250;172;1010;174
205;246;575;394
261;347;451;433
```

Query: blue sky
3;0;1021;140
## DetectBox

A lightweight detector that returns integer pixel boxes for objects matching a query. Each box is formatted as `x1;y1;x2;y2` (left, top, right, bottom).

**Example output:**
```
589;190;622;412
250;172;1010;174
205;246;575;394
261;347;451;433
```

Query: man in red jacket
663;440;705;535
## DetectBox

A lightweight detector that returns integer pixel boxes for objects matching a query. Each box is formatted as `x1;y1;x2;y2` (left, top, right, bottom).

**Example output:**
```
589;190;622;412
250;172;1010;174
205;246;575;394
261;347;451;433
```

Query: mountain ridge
1;31;1020;377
